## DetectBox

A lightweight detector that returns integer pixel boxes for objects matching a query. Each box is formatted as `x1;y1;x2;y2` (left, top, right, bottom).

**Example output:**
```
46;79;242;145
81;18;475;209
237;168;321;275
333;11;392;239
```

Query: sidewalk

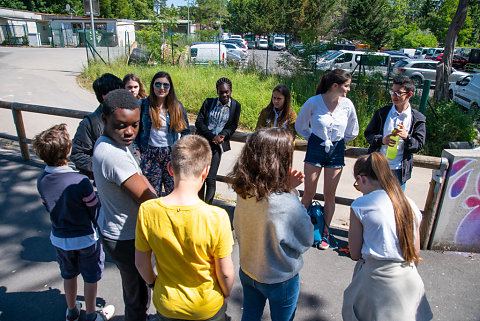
1;143;479;321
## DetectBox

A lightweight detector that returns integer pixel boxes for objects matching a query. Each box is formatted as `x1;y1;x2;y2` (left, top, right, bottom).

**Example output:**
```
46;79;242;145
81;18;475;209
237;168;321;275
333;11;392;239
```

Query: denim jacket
135;97;190;150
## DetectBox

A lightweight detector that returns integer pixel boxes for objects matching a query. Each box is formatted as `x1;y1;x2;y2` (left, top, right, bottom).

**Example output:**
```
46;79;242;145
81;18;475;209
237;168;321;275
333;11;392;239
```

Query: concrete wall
430;149;480;252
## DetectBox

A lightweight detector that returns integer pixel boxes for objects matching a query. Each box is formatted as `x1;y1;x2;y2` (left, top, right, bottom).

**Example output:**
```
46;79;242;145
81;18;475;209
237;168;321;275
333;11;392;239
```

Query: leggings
141;145;174;196
199;145;221;204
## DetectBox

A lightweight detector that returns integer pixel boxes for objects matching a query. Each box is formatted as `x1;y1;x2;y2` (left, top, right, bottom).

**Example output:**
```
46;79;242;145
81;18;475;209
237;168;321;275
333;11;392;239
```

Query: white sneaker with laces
92;305;115;321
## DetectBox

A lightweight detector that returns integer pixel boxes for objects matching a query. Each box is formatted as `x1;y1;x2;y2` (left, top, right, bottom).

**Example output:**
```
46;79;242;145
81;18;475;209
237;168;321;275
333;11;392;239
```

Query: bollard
11;103;30;161
419;79;431;115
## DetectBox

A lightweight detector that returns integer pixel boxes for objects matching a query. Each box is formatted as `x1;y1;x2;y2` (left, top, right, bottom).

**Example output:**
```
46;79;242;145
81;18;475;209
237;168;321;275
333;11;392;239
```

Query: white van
190;43;227;65
318;50;390;76
400;48;416;58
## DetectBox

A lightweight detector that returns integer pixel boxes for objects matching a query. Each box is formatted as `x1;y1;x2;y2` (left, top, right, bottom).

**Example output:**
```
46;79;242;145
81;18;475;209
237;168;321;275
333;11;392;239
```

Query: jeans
101;236;150;321
392;169;406;190
239;269;299;321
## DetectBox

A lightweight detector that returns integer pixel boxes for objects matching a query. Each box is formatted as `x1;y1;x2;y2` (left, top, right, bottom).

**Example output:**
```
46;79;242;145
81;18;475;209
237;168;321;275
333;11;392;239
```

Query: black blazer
364;104;426;183
195;97;241;152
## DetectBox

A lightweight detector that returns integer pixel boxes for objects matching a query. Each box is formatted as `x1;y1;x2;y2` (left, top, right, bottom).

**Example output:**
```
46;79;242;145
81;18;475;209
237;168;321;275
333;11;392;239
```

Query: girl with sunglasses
195;77;241;204
343;152;429;320
135;71;190;196
295;69;359;250
228;127;313;321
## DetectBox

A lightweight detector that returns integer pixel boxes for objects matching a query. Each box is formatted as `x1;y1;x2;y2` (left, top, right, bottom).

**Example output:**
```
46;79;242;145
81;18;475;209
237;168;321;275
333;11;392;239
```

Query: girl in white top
343;152;431;320
295;69;359;250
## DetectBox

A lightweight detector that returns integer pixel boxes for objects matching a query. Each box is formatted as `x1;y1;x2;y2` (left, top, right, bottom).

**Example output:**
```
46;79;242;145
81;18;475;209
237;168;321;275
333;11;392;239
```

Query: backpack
307;201;337;249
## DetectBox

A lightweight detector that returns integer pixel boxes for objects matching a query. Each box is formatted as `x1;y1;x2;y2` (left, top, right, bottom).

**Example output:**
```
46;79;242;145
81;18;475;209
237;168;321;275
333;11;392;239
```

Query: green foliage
344;0;392;49
389;24;438;49
423;100;477;156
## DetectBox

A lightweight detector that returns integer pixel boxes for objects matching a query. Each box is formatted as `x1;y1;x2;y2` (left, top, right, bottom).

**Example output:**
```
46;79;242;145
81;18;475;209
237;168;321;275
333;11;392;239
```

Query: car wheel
411;76;423;88
449;89;454;101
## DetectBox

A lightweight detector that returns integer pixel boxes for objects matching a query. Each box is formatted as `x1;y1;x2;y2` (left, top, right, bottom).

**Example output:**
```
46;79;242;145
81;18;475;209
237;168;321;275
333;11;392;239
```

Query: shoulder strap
208;98;218;113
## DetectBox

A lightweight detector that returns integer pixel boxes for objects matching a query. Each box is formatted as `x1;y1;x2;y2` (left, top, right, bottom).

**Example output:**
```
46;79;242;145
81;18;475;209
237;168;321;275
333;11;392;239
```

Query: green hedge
80;59;478;156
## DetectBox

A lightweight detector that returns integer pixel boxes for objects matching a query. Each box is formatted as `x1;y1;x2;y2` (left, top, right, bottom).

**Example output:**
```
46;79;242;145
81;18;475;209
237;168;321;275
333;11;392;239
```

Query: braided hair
216;77;232;91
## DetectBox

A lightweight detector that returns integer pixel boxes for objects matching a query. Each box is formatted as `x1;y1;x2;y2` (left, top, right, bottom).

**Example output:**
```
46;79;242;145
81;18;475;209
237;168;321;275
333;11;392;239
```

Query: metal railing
0;100;447;249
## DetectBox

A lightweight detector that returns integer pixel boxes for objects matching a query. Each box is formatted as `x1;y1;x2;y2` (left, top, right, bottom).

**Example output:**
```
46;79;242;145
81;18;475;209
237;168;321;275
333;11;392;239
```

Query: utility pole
88;0;96;48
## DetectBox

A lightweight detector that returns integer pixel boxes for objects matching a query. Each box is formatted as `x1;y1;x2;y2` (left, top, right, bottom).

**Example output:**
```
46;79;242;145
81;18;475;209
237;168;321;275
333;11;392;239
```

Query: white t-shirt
351;189;422;261
295;95;359;152
148;108;168;147
92;135;142;240
380;104;413;169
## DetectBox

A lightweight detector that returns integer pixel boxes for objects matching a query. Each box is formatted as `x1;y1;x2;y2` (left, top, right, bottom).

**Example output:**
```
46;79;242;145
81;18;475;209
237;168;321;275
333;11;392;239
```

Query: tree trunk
434;0;469;102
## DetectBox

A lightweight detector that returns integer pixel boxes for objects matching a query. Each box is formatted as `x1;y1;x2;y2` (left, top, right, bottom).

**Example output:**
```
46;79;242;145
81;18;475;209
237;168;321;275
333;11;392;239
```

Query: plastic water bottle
386;129;399;160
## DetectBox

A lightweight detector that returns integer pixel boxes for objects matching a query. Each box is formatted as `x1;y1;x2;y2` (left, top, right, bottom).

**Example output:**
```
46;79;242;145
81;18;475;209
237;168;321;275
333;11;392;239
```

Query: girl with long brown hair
135;71;190;196
342;152;428;320
255;84;297;136
228;127;313;321
123;73;147;99
295;69;359;250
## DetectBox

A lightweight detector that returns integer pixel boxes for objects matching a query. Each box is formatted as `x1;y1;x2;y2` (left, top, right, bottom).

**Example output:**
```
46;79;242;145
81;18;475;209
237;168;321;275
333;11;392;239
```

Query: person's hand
382;134;397;146
212;135;222;145
396;122;408;140
217;135;225;144
289;169;305;189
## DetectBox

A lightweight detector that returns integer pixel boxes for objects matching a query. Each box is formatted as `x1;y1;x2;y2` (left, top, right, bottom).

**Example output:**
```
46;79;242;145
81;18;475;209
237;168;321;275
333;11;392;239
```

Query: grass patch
79;59;478;156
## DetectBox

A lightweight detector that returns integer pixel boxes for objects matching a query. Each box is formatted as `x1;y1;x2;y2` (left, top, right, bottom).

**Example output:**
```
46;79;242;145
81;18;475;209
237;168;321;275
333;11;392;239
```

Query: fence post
11;103;30;161
419;79;431;115
420;157;448;249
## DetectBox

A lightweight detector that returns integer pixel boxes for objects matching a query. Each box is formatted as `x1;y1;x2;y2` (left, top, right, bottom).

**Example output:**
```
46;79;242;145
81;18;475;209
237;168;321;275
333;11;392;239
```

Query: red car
431;53;468;69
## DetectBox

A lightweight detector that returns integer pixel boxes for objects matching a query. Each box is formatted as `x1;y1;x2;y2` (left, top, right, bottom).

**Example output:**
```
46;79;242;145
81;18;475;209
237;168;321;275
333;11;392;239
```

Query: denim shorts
55;239;105;283
304;134;345;168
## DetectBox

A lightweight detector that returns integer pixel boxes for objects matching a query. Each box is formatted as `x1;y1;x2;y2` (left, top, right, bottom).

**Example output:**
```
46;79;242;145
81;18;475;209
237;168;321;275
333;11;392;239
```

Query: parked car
228;35;247;47
223;39;248;51
318;50;390;76
221;42;247;60
430;53;468;69
390;59;469;87
449;74;480;112
400;48;416;58
272;37;286;50
425;47;444;59
190;43;226;65
226;51;243;66
257;38;268;50
414;47;432;59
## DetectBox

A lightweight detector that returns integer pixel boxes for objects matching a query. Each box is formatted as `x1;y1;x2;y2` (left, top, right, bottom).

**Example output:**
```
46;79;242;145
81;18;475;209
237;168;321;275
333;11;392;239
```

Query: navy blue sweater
37;169;99;238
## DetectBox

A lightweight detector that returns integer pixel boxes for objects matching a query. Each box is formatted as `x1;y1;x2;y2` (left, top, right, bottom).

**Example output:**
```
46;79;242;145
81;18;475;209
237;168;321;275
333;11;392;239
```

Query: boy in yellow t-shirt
135;135;235;321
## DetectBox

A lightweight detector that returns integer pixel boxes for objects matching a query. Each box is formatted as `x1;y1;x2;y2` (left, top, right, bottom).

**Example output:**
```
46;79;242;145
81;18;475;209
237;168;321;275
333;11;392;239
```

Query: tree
343;0;392;49
388;23;437;49
434;0;469;102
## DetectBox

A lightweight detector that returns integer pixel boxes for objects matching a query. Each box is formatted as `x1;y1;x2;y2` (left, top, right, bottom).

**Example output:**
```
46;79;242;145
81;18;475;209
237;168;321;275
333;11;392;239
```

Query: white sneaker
66;301;82;321
92;305;115;321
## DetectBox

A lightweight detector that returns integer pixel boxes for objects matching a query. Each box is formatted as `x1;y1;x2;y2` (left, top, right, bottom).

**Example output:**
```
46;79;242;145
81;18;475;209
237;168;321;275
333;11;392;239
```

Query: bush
423;100;478;156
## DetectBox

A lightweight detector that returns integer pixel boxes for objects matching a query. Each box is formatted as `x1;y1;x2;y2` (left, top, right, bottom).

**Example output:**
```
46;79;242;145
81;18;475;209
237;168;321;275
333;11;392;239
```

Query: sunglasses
389;90;409;97
154;82;170;89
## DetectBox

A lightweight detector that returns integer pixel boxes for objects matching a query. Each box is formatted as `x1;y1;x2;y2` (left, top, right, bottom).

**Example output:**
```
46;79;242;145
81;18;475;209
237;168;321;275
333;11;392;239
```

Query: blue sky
166;0;189;7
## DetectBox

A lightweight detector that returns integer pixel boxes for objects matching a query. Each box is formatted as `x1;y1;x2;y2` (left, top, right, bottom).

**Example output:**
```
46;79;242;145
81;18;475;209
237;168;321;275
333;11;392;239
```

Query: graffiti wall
430;149;480;252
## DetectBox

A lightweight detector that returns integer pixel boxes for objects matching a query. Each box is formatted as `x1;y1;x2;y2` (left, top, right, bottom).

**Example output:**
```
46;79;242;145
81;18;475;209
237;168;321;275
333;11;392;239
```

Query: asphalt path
0;47;479;320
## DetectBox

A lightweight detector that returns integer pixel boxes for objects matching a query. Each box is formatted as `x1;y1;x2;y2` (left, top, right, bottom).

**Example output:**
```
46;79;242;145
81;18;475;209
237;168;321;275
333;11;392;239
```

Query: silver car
391;59;469;87
222;42;248;60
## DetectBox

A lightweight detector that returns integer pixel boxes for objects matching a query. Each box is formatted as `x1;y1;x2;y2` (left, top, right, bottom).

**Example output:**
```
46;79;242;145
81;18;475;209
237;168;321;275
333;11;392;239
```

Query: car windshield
394;60;408;68
260;40;267;44
426;48;436;55
275;38;285;44
319;50;337;58
325;51;342;61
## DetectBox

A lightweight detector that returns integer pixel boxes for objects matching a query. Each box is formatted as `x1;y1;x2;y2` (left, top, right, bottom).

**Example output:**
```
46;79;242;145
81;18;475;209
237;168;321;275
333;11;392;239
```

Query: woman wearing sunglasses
136;71;190;196
343;152;429;320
